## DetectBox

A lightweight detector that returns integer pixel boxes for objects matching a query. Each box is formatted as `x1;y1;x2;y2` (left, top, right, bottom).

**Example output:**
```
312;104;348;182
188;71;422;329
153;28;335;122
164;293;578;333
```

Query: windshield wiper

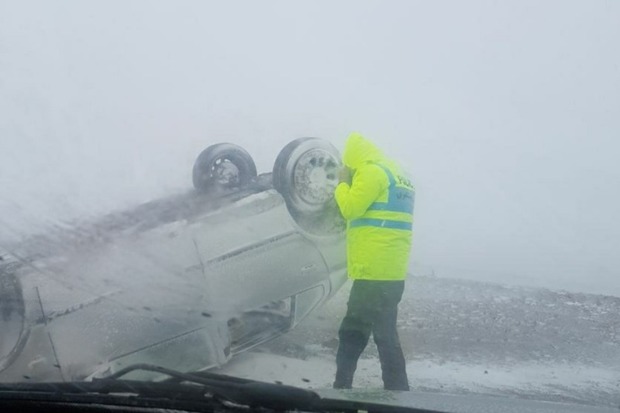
0;363;319;411
106;363;320;410
0;364;440;412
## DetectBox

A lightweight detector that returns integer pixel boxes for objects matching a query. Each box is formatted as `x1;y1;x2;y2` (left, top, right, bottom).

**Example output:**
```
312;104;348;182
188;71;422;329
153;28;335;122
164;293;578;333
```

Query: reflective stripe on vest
366;164;415;214
349;163;414;231
349;218;413;231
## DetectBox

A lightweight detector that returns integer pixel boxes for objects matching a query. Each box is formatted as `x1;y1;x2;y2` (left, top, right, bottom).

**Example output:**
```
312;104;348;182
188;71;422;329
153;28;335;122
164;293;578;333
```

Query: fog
1;1;619;295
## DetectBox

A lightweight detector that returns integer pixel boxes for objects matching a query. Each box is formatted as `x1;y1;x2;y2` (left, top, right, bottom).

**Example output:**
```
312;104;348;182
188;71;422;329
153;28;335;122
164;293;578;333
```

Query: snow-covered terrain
216;276;620;408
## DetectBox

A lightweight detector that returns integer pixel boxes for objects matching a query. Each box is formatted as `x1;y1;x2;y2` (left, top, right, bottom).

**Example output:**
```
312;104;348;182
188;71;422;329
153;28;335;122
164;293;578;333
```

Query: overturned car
0;137;346;382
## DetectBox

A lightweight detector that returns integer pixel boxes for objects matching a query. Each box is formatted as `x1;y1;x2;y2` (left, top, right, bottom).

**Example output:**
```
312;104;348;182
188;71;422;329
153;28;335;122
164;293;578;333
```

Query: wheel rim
293;149;340;208
211;158;240;187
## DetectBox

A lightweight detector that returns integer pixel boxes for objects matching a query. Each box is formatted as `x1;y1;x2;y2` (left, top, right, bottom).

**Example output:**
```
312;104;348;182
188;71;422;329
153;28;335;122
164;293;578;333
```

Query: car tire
273;137;341;216
192;143;257;192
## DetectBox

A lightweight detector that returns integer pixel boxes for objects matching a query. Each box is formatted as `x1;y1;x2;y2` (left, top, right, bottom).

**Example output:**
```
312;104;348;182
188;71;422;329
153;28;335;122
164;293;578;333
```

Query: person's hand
338;167;352;184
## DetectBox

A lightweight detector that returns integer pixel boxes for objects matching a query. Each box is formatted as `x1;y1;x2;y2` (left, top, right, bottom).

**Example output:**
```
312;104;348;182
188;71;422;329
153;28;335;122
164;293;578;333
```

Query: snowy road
216;276;620;408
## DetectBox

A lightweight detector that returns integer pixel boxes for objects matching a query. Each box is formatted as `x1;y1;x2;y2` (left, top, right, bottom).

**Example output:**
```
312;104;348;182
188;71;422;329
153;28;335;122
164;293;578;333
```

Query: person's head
342;132;384;170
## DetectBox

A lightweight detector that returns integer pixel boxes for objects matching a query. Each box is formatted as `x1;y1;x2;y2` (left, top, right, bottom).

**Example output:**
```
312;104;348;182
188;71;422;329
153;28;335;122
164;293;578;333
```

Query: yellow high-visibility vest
335;133;415;280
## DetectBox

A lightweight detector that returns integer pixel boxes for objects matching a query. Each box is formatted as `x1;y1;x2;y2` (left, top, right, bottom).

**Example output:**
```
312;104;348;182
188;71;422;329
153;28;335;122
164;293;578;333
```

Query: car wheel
273;137;341;216
192;143;257;192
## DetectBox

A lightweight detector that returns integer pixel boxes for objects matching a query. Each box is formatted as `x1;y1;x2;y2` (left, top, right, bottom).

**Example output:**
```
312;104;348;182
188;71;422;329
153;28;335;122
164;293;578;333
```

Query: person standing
333;132;415;391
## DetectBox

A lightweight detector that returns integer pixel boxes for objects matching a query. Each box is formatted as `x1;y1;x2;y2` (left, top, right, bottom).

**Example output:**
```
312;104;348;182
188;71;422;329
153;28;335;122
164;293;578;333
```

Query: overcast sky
1;1;619;295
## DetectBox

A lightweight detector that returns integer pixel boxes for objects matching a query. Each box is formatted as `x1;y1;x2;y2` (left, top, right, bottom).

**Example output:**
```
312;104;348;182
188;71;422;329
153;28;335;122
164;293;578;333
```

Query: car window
1;1;618;411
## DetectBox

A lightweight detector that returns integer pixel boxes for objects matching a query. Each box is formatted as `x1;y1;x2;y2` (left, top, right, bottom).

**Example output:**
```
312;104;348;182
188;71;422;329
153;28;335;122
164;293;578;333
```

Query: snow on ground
216;276;620;408
218;352;619;406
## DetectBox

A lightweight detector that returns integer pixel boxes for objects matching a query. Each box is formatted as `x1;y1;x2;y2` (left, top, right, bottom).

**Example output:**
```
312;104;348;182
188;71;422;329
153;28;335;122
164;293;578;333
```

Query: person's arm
334;165;387;220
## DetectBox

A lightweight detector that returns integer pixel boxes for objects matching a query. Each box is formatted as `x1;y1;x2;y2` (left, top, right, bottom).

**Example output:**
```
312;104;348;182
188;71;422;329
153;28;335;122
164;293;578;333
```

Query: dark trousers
334;279;409;391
